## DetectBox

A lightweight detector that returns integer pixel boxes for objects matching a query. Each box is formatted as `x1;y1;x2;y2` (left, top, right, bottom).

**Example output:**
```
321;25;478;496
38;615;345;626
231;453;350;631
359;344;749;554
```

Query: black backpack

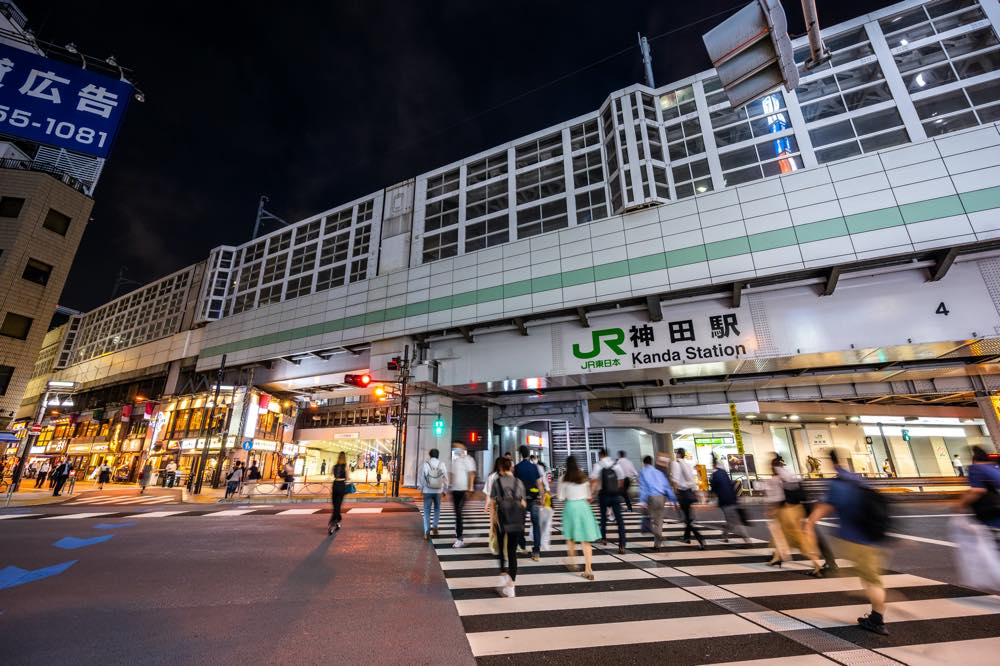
495;478;525;533
973;475;1000;524
600;464;620;496
852;480;891;542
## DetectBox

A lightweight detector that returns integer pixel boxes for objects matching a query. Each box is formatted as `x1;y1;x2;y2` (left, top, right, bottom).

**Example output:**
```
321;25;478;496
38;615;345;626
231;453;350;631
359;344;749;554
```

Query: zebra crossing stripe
876;636;1000;665
41;512;117;520
454;586;699;616
785;595;1000;628
132;511;188;518
719;573;941;599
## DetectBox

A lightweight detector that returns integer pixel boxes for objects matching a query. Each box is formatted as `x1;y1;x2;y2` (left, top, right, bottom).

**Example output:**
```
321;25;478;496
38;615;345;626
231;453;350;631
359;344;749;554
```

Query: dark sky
20;0;893;312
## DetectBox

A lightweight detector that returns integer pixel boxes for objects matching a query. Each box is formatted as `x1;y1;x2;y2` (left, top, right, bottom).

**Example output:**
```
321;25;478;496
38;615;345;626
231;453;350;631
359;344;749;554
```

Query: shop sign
45;441;66;453
67;443;91;454
526;434;543;447
567;307;756;373
166;441;179;450
728;403;745;455
180;440;196;451
334;432;359;439
252;440;278;452
4;446;18;456
123;440;143;452
29;446;45;454
91;444;110;453
281;443;297;455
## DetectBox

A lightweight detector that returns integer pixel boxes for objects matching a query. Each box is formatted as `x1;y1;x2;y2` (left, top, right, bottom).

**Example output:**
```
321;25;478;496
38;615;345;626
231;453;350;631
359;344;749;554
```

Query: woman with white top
559;456;600;580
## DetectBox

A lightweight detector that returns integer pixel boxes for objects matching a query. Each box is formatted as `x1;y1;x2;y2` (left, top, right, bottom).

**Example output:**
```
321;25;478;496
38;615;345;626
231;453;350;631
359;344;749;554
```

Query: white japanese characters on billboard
566;305;758;373
0;42;131;158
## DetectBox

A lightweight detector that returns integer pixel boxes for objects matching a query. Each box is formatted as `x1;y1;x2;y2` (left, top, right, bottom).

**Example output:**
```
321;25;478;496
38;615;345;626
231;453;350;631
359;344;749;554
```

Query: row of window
0;196;73;235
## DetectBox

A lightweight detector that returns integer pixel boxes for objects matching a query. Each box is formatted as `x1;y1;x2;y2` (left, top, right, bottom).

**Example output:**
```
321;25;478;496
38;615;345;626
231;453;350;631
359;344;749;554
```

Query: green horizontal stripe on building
199;185;1000;359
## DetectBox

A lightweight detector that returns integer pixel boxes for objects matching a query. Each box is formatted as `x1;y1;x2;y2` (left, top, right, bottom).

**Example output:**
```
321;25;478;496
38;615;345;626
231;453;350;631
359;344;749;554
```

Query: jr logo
572;328;626;359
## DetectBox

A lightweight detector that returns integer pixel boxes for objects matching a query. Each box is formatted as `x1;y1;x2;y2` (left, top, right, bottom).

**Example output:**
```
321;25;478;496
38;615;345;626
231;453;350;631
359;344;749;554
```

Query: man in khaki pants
639;455;675;550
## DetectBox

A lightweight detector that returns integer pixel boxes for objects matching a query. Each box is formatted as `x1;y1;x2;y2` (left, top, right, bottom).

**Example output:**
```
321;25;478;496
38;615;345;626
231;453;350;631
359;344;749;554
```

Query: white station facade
11;0;1000;487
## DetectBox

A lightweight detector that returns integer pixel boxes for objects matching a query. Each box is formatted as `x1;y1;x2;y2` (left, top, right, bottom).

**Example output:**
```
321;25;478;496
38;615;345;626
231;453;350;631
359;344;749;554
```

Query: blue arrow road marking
0;561;77;590
53;535;114;550
94;522;136;530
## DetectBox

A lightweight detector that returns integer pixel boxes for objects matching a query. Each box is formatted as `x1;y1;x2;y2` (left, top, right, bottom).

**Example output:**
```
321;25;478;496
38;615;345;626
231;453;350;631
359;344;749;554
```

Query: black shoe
858;614;888;635
697;540;706;551
335;523;341;531
618;545;626;554
328;525;335;535
806;568;824;578
767;558;783;567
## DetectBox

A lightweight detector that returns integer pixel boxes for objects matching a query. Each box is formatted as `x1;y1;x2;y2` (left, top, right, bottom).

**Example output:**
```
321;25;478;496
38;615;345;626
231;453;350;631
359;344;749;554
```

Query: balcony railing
0;157;89;194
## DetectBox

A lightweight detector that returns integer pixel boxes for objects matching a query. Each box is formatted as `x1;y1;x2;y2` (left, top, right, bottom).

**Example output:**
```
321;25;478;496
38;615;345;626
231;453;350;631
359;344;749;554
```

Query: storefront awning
0;431;20;443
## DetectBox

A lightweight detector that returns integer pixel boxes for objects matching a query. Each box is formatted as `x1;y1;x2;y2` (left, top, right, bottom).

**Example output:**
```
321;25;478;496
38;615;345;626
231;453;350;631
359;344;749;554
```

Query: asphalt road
0;500;988;665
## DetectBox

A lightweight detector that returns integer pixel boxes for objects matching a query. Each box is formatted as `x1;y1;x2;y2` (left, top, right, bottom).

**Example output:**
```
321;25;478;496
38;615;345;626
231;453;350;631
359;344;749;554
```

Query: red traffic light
469;431;478;444
344;373;372;387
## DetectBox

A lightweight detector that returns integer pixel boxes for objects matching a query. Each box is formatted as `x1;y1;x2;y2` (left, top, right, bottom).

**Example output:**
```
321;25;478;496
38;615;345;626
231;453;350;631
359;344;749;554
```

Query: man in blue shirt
961;445;1000;529
513;445;543;561
709;455;749;544
639;456;674;549
808;448;887;636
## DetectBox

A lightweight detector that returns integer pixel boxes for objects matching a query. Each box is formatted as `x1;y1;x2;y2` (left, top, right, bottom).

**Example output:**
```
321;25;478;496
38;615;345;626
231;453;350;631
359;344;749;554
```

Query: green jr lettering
572;328;626;359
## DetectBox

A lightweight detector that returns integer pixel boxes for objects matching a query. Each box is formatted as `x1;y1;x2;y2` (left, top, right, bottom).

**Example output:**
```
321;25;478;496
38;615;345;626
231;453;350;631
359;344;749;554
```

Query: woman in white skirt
559;456;600;580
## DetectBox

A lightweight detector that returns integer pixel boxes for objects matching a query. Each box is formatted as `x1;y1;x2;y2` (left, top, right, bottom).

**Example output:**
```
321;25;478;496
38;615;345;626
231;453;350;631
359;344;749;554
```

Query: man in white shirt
165;460;178;488
450;442;476;548
589;448;627;553
669;447;705;549
616;451;638;512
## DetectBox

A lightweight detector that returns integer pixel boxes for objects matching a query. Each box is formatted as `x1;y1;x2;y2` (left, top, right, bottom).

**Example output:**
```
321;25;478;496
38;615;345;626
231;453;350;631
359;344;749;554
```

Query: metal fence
238;480;388;500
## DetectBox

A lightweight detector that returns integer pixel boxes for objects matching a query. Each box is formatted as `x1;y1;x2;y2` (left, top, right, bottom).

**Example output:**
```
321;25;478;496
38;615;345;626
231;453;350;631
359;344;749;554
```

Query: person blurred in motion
669;448;705;550
34;460;50;488
766;456;822;575
559;456;599;580
139;461;154;494
51;458;73;497
808;449;889;635
491;457;526;597
591;448;627;553
224;461;244;499
710;455;749;544
639;455;675;550
450;442;477;549
514;446;543;561
96;459;112;490
420;448;449;541
328;451;349;535
960;445;1000;536
616;451;638;512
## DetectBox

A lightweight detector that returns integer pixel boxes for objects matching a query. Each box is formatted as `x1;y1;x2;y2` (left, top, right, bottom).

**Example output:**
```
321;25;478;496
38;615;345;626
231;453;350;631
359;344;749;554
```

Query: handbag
345;482;357;494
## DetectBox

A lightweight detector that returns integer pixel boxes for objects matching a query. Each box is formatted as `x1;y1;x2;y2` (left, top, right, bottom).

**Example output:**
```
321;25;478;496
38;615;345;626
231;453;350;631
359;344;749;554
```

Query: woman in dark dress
329;452;348;535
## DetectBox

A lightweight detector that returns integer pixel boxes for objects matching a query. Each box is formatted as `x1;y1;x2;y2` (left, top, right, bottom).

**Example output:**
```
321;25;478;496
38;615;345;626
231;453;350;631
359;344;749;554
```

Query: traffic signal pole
390;345;409;497
193;354;226;495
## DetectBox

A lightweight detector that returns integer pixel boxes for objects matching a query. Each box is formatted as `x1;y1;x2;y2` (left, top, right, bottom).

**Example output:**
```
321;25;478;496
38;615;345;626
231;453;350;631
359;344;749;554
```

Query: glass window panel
903;62;956;92
852;108;904;135
976;103;1000;123
675;182;694;199
895;44;948;74
761;155;804;177
691;159;710;179
954;50;1000;80
816;140;862;164
880;8;929;35
933;6;986;32
831;43;875;67
836;63;884;92
809;119;856;146
796;75;839;103
926;0;975;19
714;123;753;147
719;145;759;171
723;165;763;186
802;96;847;122
710;105;747;128
859;128;909;152
942;28;1000;60
923;110;979;136
966;78;1000;105
842;82;893;111
914;89;972;119
887;23;937;49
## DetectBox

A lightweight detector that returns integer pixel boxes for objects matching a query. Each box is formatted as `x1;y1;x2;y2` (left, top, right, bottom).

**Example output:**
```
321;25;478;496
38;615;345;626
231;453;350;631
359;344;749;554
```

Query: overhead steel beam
576;307;590;328
821;266;842;296
459;326;475;343
513;317;529;336
731;282;742;308
646;295;663;322
928;247;960;282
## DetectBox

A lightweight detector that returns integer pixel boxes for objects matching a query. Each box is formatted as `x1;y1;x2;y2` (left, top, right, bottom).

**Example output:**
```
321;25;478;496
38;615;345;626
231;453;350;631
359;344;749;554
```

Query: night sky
19;0;893;313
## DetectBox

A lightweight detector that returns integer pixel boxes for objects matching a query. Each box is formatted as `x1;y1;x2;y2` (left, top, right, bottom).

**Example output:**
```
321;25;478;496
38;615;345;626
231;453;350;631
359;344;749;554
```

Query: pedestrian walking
882;459;893;478
615;451;639;512
450;442;476;548
224;461;244;499
766;456;822;574
484;456;503;554
247;461;261;481
376;456;384;484
639;455;675;549
953;446;1000;590
670;448;706;549
96;460;112;490
710;455;750;544
280;462;295;491
139;462;153;494
559;456;599;580
420;448;449;540
514;445;544;560
329;452;349;534
34;460;51;488
51;459;72;496
320;460;327;476
808;449;891;635
491;457;526;597
165;460;178;487
590;448;627;553
953;453;965;477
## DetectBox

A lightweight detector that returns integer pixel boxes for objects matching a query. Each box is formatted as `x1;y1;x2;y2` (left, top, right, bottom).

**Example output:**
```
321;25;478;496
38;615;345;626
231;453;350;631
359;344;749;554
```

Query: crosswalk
0;505;408;520
68;494;177;506
425;500;1000;664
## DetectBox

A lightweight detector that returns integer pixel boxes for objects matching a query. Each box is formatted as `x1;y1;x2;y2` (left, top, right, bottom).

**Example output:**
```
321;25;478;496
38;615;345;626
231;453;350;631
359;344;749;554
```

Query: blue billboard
0;42;131;158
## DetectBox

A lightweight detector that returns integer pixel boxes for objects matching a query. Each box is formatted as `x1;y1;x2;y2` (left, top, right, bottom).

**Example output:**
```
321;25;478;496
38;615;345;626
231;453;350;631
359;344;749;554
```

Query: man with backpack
808;448;890;636
420;449;449;541
590;448;627;553
514;446;543;561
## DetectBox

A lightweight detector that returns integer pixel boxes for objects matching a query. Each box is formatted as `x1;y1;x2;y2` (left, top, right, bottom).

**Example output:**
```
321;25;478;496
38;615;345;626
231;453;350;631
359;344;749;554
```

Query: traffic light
373;385;387;400
387;356;402;371
344;373;371;388
433;417;445;437
468;431;479;445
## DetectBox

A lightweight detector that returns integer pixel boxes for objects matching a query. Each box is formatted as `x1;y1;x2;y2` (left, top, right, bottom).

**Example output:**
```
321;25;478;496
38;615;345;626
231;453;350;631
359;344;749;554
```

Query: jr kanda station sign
0;42;131;158
568;306;758;373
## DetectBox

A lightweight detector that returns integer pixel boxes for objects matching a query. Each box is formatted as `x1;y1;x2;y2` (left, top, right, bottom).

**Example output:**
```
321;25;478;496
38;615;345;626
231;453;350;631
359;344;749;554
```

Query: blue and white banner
0;42;131;158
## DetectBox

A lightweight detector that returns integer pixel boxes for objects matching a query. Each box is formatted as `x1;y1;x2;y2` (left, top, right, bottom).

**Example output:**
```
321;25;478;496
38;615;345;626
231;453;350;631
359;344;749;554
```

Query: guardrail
239;480;389;500
801;475;969;500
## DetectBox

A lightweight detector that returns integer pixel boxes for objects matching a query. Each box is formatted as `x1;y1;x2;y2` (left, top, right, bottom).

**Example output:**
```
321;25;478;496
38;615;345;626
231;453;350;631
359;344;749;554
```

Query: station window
22;258;53;286
514;133;563;169
357;199;375;223
424;197;459;232
810;107;908;163
517;199;567;239
353;224;372;256
466;181;508;221
288;243;317;276
672;159;712;199
0;312;33;340
243;241;266;263
285;275;313;299
794;27;872;77
720;135;804;187
574;187;608;224
918;78;1000;136
426;169;460;200
422;229;458;263
515;162;565;205
42;208;71;235
325;208;354;234
258;284;282;305
0;196;24;218
569;120;600;151
261;253;287;284
659;85;696;120
316;265;346;292
466;152;508;186
349;258;368;283
0;365;13;395
320;232;350;266
464;214;508;252
572;151;604;189
294;220;321;245
268;230;292;254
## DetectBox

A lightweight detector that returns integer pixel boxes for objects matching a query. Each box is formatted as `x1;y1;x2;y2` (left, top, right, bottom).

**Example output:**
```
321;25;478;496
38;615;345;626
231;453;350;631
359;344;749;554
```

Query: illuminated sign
526;435;543;446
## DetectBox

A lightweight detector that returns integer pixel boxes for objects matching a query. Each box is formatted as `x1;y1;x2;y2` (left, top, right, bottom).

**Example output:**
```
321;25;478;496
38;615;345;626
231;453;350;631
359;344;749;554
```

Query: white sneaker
501;585;516;598
452;539;465;548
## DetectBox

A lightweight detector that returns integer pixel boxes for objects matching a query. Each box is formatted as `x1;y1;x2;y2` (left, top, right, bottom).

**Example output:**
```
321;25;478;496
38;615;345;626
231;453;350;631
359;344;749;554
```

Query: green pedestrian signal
901;428;910;442
433;417;445;437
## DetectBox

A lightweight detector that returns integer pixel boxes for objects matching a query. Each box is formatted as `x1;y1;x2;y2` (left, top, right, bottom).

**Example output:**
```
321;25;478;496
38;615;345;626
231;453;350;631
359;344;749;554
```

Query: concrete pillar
975;396;1000;453
403;393;453;487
